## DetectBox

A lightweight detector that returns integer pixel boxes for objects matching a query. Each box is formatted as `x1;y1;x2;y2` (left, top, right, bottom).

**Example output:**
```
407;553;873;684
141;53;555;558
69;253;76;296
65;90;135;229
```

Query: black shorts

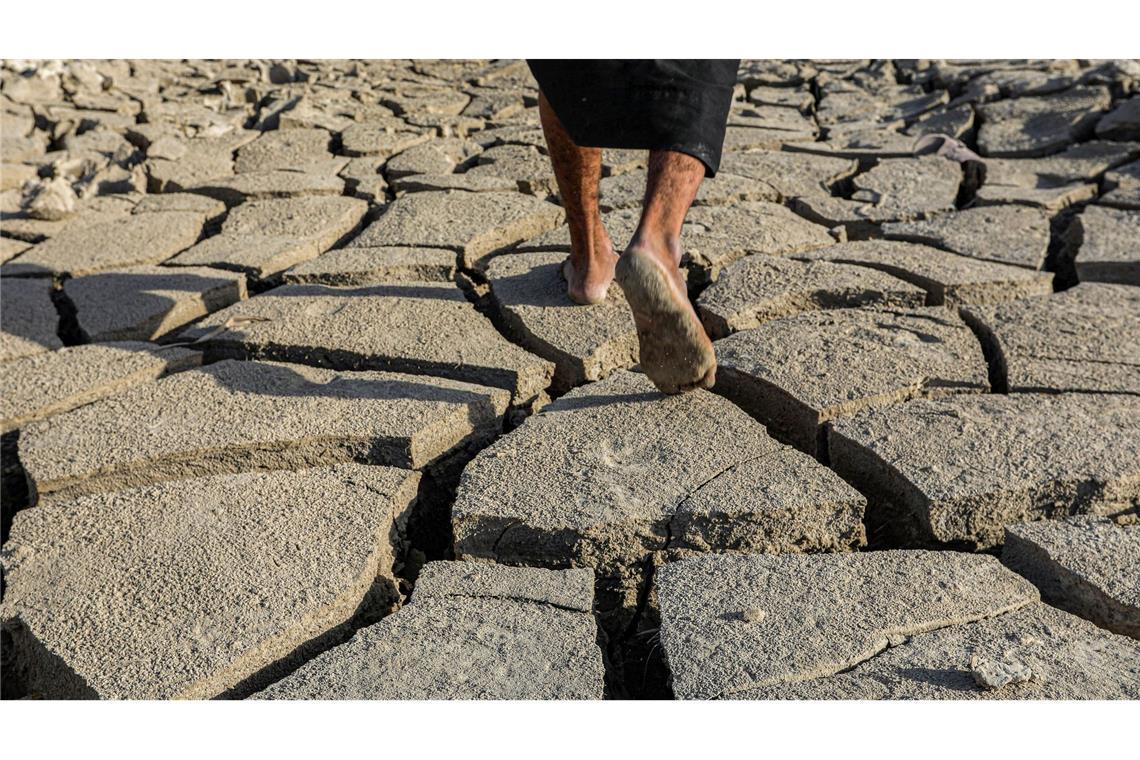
527;59;740;177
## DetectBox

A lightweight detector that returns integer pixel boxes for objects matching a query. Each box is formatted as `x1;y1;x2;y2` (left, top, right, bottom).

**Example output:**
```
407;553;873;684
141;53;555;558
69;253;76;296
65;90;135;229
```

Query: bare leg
537;91;616;305
616;150;716;394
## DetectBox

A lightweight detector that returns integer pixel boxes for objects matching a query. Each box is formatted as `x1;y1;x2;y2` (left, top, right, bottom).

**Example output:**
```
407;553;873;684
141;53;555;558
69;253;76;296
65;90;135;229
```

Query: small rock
969;655;1035;690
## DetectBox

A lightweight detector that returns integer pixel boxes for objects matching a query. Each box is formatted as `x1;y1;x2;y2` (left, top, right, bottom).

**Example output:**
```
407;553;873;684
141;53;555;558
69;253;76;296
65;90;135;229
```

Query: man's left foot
615;241;716;395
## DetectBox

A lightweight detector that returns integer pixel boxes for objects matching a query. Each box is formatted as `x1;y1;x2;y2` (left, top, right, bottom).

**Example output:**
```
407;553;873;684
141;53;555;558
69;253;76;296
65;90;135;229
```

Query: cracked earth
1;58;1138;700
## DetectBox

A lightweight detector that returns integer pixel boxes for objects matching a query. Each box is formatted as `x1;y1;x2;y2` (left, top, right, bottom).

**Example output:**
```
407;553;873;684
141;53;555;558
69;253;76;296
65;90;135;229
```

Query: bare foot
615;241;716;394
562;231;617;305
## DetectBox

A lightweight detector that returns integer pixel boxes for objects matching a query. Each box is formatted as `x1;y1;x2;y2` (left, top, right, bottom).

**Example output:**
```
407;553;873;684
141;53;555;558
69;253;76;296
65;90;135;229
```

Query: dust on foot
615;244;716;394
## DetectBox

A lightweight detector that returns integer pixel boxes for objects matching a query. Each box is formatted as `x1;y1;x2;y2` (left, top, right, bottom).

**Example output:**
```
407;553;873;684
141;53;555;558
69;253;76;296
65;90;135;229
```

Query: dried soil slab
0;211;205;277
977;86;1112;157
454;370;866;630
961;284;1140;395
0;342;199;434
164;235;321;282
682;202;837;282
748;85;814;111
1095;95;1140;141
904;104;976;139
1;238;31;264
340;124;431;158
0;278;61;362
232;128;338;173
181;283;553;405
143;131;258;192
728;104;819;135
384;142;461;178
797;240;1053;306
715;307;988;456
784;130;917;160
349;191;564;268
464;144;556;196
255;563;605;700
973;181;1098;210
220;195;368;251
132;193;227;217
20;359;509;500
282;246;456;285
1068;205;1140;286
187;170;345;206
657;550;1039;699
1101;160;1140;210
883;206;1051;270
598;169;778;212
848;156;962;218
380;87;471;118
166;196;369;280
697;256;925;338
983;141;1140;187
0;464;420;699
719;150;859;200
741;601;1140;699
390;172;518;195
828;393;1140;548
485;251;637;389
1005;516;1139;638
62;265;246;342
721;124;818;152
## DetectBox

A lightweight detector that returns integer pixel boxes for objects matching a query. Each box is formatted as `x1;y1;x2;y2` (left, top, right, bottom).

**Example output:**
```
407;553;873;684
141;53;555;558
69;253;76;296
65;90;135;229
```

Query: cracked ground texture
1;58;1138;701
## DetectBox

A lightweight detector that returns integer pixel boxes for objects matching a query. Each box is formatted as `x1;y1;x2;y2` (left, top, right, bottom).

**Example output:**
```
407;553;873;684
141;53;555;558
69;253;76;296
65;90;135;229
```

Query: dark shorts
526;59;740;177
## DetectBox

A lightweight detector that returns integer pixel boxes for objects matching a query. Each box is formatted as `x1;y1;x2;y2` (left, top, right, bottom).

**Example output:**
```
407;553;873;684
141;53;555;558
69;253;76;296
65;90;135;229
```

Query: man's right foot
562;253;617;305
615;241;716;395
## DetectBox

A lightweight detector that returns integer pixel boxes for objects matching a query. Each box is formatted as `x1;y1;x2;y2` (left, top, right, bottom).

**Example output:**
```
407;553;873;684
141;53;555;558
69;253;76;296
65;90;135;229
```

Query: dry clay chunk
681;202;836;281
846;156;963;219
739;602;1140;699
180;282;554;405
882;205;1052;271
1069;205;1140;286
977;86;1112;157
796;240;1053;305
282;246;457;286
714;307;989;457
453;370;866;612
0;211;205;277
349;191;565;268
62;265;247;342
1004;517;1140;639
220;195;368;251
255;563;605;699
718;150;858;200
828;393;1140;548
485;251;638;389
697;255;926;338
961;284;1140;395
166;195;369;279
232;128;337;173
19;359;509;500
1;342;200;434
0;464;419;699
187;170;345;206
657;550;1039;699
0;278;62;362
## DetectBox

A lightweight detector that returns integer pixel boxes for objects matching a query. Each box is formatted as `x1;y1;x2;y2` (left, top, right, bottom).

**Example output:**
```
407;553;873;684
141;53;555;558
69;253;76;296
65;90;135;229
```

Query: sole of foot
615;245;716;395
